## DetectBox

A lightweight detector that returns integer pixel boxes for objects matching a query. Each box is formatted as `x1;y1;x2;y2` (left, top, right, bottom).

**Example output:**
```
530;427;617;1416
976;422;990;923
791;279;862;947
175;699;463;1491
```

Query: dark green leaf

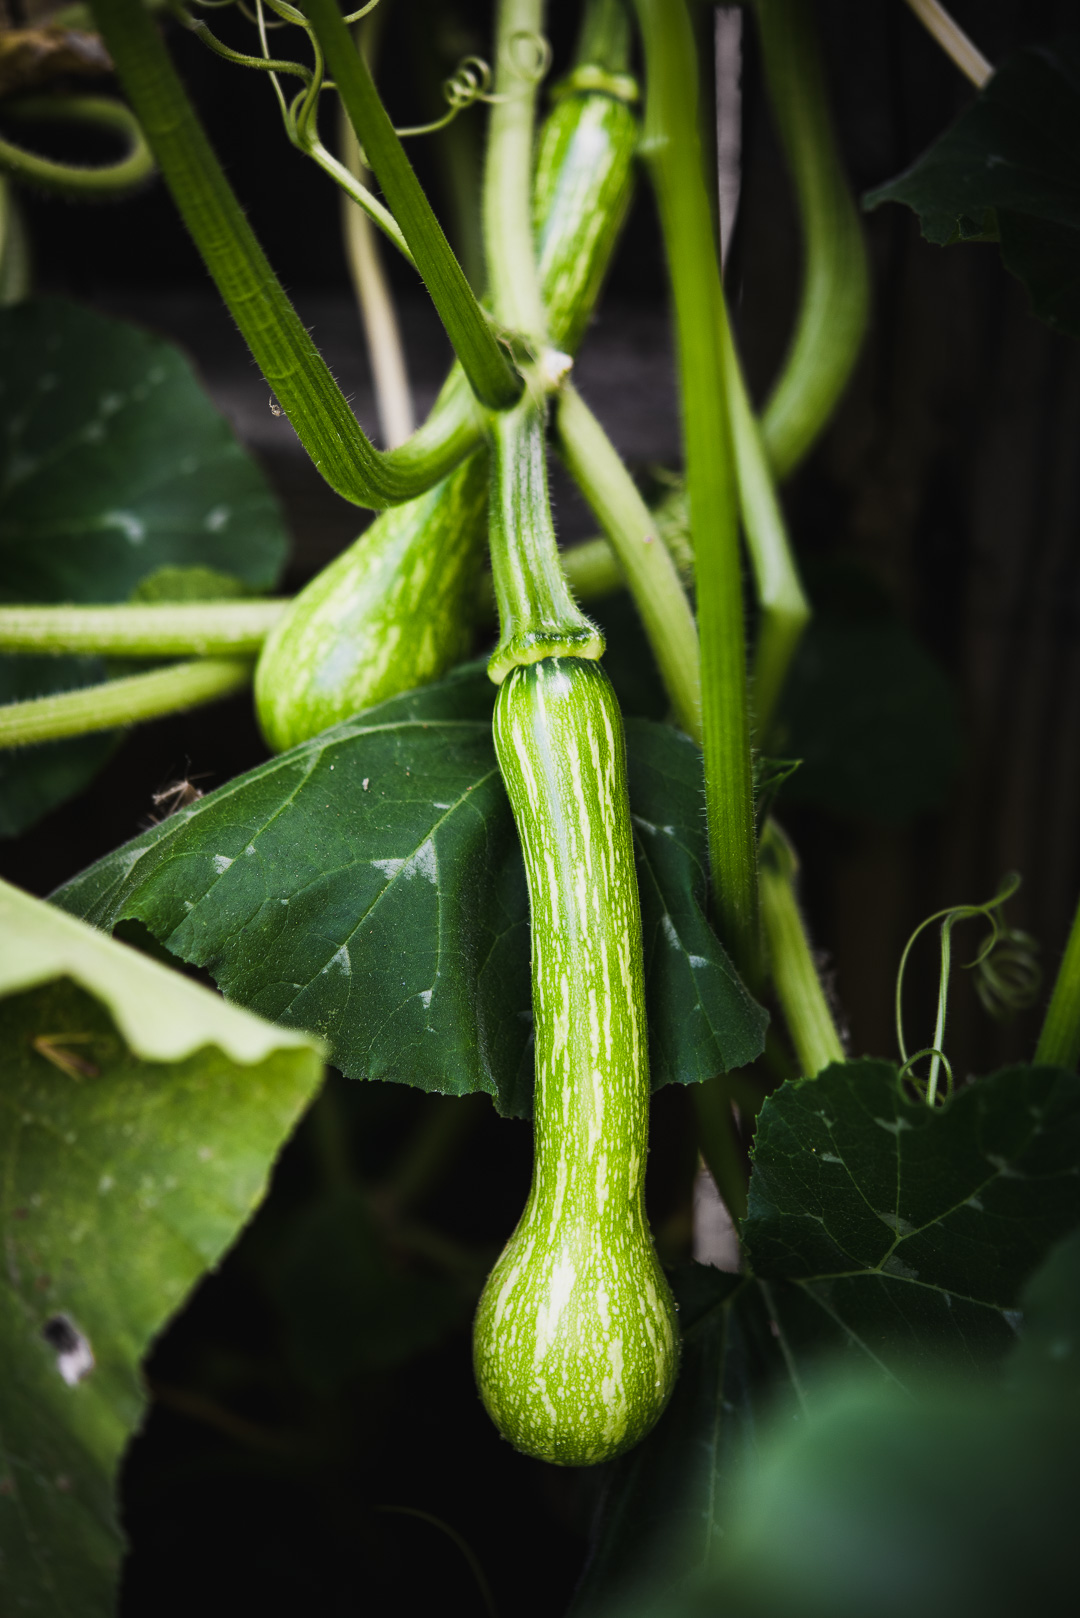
53;665;766;1117
745;1059;1080;1378
864;37;1080;338
0;880;324;1618
0;296;289;834
598;1235;1080;1618
772;615;961;822
627;720;769;1081
270;1186;470;1391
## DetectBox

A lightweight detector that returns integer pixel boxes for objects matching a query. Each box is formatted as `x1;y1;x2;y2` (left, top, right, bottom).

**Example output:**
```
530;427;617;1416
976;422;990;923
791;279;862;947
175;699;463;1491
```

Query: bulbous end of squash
472;1212;680;1466
254;456;487;752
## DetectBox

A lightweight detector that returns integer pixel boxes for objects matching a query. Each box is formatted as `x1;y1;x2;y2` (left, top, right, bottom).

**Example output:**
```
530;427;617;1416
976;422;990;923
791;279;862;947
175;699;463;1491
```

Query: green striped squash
253;79;638;753
473;658;679;1465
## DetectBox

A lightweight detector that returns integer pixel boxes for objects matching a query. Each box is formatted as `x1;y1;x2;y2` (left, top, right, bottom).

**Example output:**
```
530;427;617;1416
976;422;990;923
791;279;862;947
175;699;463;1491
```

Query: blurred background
1;2;1078;1610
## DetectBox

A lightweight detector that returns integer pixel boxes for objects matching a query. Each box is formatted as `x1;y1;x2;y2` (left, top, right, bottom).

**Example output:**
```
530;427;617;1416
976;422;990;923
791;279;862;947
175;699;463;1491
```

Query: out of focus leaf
864;37;1080;338
0;296;288;835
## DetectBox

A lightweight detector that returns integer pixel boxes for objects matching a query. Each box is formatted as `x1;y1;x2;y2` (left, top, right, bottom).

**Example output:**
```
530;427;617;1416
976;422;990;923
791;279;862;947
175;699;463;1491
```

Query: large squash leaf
0;296;289;835
52;664;767;1117
0;879;324;1618
864;37;1080;339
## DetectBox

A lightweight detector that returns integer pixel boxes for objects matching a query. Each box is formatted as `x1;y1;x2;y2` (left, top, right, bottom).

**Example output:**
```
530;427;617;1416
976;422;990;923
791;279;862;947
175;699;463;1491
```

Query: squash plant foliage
0;1;1079;1615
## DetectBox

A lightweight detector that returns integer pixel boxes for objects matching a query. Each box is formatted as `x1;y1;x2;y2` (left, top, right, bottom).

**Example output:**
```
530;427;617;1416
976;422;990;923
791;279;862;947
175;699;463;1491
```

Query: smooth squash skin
473;658;679;1466
254;71;638;754
254;453;486;752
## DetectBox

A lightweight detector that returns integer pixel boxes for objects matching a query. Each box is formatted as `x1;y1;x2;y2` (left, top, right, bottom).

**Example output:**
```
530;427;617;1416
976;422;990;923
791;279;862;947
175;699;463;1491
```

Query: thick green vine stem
0;96;155;198
487;392;604;684
483;0;549;344
1035;896;1080;1071
473;658;679;1465
759;819;845;1077
556;384;700;743
0;659;252;749
0;600;284;657
635;0;759;983
87;0;482;508
299;0;521;412
753;0;870;481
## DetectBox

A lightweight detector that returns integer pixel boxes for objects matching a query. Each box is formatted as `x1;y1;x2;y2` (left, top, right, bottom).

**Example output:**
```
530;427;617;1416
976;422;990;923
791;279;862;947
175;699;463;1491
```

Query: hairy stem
482;0;549;342
0;601;286;657
88;0;480;508
0;659;252;749
487;392;603;683
759;819;845;1077
338;19;415;448
635;0;759;983
753;0;870;480
1035;895;1080;1072
692;1078;748;1225
556;384;701;743
717;311;810;740
300;0;521;410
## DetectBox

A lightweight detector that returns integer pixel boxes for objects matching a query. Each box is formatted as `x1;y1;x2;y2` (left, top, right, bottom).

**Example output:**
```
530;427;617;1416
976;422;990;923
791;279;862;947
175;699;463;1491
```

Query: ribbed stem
337;19;414;448
87;0;481;507
487;393;604;683
1035;895;1080;1072
556;384;700;743
717;311;810;739
0;659;252;748
0;601;285;657
759;819;845;1077
301;0;521;411
754;0;870;481
635;0;759;983
483;0;549;343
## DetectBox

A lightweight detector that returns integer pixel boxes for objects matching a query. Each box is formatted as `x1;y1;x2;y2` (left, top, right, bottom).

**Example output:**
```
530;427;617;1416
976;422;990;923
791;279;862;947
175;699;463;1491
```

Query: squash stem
0;659;253;749
635;0;759;985
0;601;286;658
482;0;549;345
717;312;811;741
556;384;701;743
759;819;845;1077
300;0;522;412
337;17;415;449
1035;895;1080;1072
487;392;604;683
903;0;993;87
87;0;484;507
692;1079;748;1225
753;0;871;481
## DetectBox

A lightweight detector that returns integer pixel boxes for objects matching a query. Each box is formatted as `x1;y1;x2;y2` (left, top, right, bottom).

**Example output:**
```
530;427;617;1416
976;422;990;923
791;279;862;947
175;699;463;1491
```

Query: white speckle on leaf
687;953;709;969
419;988;433;1009
43;1316;94;1386
104;509;145;545
97;1174;114;1195
876;1210;914;1236
212;854;233;874
875;1116;913;1135
322;944;351;977
204;504;230;532
197;1145;214;1162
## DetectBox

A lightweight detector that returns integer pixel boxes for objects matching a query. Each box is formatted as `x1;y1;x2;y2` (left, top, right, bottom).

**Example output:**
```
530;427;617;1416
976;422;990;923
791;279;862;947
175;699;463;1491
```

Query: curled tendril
898;1047;955;1104
895;872;1034;1107
974;927;1042;1021
506;29;553;84
394;57;501;140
